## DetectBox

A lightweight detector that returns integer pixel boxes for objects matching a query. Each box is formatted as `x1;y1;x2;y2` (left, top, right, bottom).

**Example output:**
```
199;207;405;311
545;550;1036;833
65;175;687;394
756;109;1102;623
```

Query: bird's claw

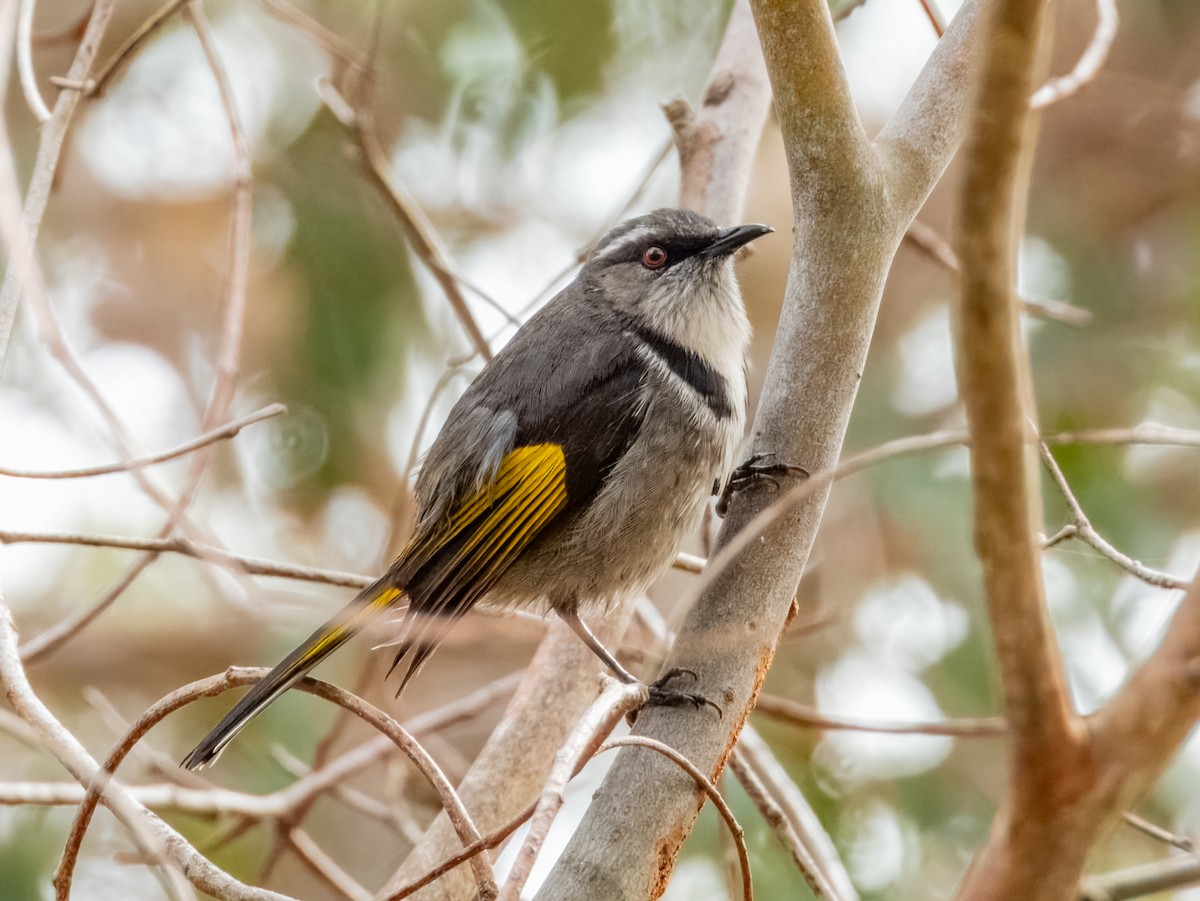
627;667;722;724
716;452;809;517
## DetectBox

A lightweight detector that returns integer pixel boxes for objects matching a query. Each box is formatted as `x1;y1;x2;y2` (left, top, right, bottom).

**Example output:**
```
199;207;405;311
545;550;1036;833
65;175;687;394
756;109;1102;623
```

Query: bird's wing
390;324;649;688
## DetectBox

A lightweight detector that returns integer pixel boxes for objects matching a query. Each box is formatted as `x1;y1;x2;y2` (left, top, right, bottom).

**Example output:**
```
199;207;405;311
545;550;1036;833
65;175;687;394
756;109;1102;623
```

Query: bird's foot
716;452;808;517
627;667;722;724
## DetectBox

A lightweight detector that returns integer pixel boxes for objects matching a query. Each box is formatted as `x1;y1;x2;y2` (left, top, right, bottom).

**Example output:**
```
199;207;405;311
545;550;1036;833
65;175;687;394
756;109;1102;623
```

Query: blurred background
2;0;1200;898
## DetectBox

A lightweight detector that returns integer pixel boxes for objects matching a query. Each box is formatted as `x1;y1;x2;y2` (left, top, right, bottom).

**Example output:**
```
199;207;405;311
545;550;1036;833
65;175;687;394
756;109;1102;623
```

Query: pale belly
488;386;742;613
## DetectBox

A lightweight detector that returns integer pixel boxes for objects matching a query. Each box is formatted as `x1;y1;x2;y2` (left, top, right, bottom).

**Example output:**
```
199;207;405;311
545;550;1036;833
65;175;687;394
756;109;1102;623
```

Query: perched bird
182;208;772;770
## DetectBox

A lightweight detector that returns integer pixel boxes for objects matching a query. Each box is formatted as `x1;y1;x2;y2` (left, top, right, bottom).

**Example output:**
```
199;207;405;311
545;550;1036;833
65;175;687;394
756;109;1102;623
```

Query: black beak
701;223;774;258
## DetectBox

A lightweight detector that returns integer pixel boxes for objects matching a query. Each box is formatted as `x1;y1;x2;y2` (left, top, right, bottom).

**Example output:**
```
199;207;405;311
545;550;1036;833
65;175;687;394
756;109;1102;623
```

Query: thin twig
177;0;256;514
497;678;646;901
0;0;116;373
754;693;1006;737
1031;0;1118;109
320;80;493;361
1039;441;1189;590
256;0;366;69
56;667;497;901
383;801;538;901
17;0;51;121
86;0;190;97
604;736;752;901
19;554;158;663
733;726;858;900
1080;856;1200;901
1046;423;1200;449
1;528;371;587
285;828;372;901
0;405;285;479
727;748;821;898
0;525;708;591
915;0;945;37
1121;812;1198;854
258;658;378;883
904;219;1092;326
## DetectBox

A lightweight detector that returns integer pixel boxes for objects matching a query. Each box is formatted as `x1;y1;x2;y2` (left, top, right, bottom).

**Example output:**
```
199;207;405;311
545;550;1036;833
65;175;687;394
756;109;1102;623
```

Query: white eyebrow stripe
593;226;657;262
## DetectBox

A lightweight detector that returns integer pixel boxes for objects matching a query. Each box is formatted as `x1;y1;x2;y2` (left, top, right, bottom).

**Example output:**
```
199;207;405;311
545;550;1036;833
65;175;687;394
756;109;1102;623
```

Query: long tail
181;578;403;771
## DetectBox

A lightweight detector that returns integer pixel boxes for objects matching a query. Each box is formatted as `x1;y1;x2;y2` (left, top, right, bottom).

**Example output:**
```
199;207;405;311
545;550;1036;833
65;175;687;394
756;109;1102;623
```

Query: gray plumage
413;208;755;613
181;207;769;770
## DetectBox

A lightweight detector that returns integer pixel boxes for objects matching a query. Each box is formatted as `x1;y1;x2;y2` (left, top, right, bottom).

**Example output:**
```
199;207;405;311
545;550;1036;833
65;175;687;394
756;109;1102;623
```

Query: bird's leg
716;452;809;518
557;608;640;685
556;610;722;717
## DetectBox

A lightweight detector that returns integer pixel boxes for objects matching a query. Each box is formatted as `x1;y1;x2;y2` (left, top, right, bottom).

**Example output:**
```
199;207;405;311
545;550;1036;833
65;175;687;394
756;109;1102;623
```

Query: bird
182;207;772;770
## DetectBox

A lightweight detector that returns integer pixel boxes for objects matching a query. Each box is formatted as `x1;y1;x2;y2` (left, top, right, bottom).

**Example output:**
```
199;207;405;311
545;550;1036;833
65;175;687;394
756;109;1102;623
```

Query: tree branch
539;4;989;896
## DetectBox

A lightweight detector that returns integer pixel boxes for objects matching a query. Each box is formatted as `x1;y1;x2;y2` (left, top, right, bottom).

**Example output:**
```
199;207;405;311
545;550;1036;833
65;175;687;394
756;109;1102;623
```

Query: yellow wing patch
403;443;568;596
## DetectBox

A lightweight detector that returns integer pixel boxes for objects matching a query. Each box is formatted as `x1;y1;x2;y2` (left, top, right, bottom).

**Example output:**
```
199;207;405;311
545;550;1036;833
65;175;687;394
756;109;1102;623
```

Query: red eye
642;246;667;269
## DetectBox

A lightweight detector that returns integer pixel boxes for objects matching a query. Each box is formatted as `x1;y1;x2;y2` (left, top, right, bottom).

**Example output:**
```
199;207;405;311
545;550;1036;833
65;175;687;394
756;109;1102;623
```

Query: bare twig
384;802;538;901
17;0;51;121
1046;423;1200;448
728;747;822;898
1;527;370;586
319;81;493;361
0;0;116;372
754;693;1006;737
256;0;366;70
56;667;497;901
285;828;372;901
498;678;646;901
178;0;255;508
903;219;1092;326
604;736;752;901
1122;812;1198;854
0;404;284;479
86;0;190;98
1039;442;1189;590
733;727;858;901
20;553;159;663
916;0;945;37
1080;856;1200;901
1031;0;1118;109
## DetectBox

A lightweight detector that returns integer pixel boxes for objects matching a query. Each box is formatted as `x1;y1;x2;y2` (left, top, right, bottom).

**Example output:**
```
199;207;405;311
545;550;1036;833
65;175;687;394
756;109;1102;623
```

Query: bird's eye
641;246;668;270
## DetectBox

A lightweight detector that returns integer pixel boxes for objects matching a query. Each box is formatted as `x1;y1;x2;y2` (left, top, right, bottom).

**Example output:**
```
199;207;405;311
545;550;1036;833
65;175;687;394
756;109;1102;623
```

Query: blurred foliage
280;117;425;495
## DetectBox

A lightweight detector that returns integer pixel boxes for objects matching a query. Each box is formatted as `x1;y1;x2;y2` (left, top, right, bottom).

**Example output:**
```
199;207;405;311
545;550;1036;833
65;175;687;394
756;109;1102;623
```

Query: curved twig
601;736;753;901
1031;0;1118;109
56;668;497;901
17;0;51;122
